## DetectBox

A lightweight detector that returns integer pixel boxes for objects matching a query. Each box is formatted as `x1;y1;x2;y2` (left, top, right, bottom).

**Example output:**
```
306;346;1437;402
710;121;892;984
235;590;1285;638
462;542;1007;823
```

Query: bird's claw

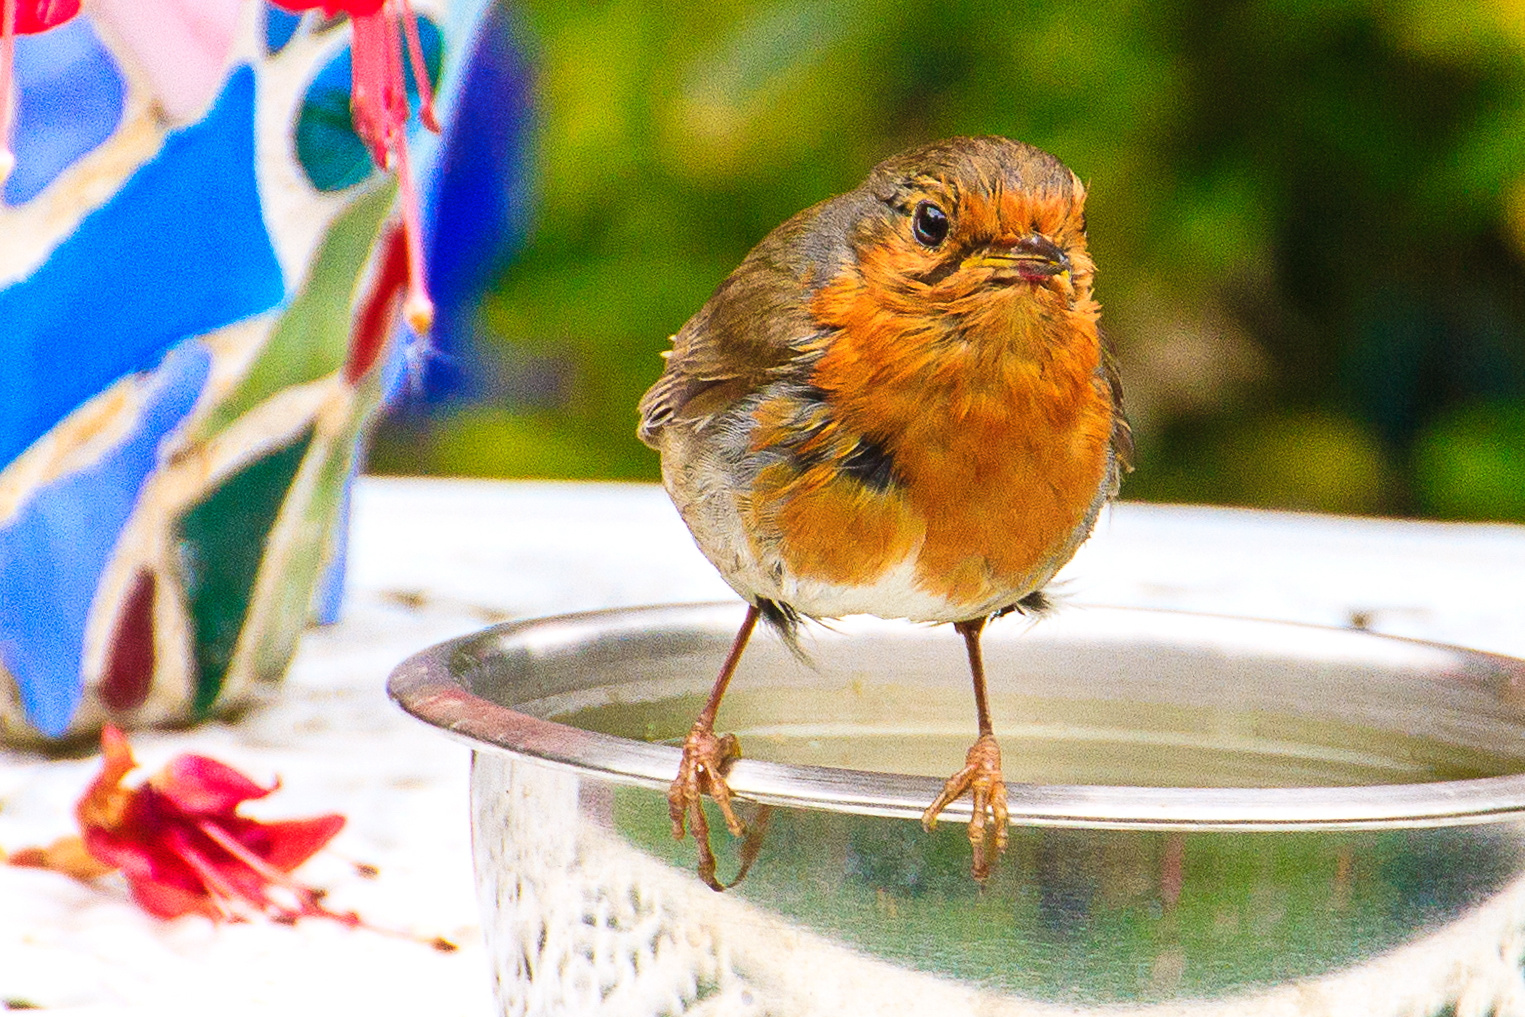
669;723;745;890
921;733;1009;881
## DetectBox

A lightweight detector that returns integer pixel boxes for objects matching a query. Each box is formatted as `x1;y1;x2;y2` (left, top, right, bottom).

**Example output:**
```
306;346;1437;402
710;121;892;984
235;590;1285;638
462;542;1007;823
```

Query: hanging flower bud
271;0;439;333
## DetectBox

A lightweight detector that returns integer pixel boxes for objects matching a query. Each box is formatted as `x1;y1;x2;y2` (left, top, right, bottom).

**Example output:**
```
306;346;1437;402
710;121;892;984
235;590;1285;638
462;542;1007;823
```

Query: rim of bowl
388;602;1525;832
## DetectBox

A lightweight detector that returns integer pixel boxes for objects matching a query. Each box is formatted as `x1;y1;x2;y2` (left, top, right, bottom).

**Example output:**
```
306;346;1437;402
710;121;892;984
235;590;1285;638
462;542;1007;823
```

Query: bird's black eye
912;201;949;247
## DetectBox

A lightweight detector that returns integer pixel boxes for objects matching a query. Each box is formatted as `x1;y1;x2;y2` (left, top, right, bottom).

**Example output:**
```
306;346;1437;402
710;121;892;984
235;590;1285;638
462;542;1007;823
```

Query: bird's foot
921;733;1009;881
669;722;745;890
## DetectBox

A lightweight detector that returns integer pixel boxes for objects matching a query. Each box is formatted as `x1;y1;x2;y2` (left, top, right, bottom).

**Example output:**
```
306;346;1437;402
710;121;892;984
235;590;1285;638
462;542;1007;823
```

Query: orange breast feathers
746;242;1115;611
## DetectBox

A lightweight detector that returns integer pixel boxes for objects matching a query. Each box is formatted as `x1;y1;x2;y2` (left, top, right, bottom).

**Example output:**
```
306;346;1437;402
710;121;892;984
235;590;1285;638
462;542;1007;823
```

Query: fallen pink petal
9;725;355;926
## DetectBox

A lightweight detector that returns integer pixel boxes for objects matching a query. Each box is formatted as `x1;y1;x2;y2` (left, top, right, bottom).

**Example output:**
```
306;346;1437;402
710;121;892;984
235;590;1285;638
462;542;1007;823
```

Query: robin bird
638;135;1131;889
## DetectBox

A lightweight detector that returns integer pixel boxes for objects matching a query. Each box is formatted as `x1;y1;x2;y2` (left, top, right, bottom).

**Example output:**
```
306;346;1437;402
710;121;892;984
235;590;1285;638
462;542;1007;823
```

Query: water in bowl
555;682;1511;789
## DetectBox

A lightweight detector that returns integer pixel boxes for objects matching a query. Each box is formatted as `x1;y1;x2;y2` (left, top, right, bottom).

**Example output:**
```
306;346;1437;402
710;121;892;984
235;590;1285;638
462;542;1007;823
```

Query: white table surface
2;478;1523;1015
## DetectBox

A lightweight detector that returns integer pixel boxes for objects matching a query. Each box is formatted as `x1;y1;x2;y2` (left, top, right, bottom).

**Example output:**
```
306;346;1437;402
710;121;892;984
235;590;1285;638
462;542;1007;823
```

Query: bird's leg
921;616;1010;881
670;604;759;889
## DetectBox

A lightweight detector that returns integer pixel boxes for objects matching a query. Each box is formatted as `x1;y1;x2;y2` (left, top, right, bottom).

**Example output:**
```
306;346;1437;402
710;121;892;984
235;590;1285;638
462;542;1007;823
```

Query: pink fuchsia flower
271;0;440;334
0;0;82;186
10;725;353;925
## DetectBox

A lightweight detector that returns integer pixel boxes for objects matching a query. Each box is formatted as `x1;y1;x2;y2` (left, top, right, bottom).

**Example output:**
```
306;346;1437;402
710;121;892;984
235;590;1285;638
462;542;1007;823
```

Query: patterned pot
0;0;529;744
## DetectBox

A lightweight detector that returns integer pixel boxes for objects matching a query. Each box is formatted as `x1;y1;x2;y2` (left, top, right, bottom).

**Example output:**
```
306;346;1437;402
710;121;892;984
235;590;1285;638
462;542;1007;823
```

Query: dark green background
372;0;1525;522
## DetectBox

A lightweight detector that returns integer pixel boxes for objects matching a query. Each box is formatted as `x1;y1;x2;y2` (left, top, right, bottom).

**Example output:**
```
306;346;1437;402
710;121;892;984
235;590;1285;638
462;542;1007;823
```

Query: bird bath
390;602;1525;1016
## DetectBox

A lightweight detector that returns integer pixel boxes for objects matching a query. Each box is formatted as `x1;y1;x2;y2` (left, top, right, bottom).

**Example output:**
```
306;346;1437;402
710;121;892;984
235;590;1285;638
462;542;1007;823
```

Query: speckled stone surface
1;477;1522;1015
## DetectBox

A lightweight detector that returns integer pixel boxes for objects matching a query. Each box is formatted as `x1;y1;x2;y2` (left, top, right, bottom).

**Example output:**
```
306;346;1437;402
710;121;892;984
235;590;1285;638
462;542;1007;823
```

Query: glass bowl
388;602;1525;1016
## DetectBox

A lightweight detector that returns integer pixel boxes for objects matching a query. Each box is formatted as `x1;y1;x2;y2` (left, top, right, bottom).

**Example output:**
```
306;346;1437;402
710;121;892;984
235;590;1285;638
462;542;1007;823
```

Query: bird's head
805;136;1098;387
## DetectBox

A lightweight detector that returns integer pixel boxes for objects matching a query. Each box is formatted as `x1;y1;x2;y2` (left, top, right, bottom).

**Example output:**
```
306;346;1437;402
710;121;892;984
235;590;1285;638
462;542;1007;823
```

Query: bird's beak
968;235;1071;281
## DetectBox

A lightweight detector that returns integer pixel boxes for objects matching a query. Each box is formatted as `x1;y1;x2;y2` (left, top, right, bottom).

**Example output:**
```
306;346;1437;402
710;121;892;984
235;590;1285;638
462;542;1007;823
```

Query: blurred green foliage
371;0;1525;521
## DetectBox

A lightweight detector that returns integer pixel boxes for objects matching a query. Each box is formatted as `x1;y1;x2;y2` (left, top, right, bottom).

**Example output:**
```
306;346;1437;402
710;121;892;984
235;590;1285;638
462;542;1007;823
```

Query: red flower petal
127;873;223;921
269;0;384;15
229;814;346;873
151;754;276;816
80;828;155;876
13;0;81;35
84;806;205;897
